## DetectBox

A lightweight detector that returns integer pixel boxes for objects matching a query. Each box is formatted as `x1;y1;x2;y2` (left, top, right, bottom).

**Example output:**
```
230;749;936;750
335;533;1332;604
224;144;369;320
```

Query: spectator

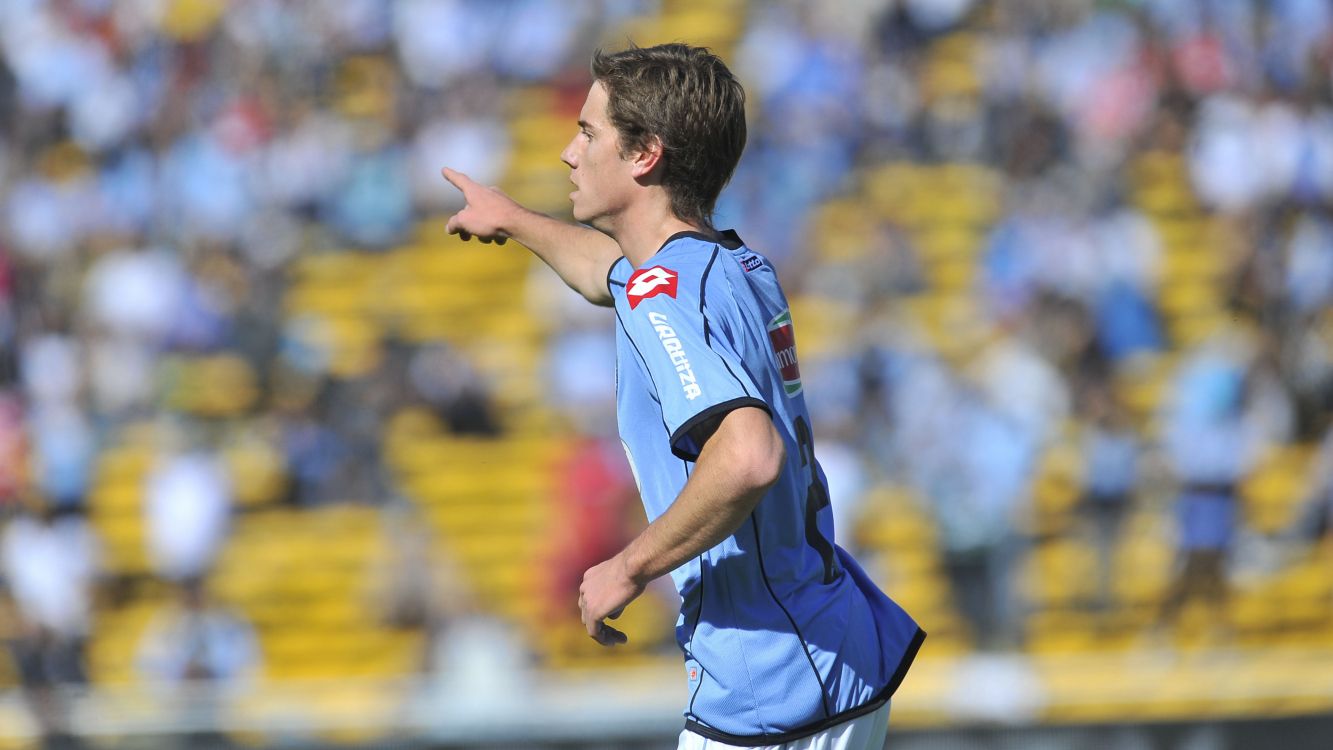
19;330;82;408
407;343;502;437
136;578;258;685
135;577;259;747
324;122;414;249
143;427;233;583
1078;384;1140;619
543;431;640;626
26;403;95;512
1282;413;1333;549
0;499;99;744
911;373;1035;651
0;393;29;509
371;500;472;674
1156;344;1265;642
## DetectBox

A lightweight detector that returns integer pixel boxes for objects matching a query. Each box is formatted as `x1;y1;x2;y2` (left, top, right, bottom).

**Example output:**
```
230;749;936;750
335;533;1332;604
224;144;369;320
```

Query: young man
442;44;923;749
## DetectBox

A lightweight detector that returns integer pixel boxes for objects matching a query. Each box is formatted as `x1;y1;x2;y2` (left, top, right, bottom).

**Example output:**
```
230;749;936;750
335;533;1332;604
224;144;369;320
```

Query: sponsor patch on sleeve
767;310;802;397
741;255;763;272
626;266;678;309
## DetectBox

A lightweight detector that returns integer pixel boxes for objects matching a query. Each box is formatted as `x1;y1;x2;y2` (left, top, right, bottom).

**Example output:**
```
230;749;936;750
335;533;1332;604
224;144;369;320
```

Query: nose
560;134;578;169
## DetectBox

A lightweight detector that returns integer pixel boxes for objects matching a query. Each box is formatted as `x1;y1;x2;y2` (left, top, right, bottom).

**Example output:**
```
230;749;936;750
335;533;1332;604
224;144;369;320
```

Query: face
560;82;640;229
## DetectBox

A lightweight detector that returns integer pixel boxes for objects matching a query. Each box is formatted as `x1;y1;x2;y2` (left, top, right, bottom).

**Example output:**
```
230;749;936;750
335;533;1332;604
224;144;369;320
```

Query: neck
605;199;710;269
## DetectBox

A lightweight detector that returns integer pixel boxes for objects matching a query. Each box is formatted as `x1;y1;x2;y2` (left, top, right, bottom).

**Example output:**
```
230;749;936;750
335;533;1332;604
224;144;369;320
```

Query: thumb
597;621;628;646
441;167;475;195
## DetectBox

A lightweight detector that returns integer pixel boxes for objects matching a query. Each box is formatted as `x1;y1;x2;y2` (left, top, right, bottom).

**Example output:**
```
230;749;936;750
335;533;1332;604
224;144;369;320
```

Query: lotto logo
627;266;678;309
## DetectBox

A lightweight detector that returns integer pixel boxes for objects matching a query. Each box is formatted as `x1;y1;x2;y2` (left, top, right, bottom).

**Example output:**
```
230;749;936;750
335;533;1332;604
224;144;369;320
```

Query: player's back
608;231;924;744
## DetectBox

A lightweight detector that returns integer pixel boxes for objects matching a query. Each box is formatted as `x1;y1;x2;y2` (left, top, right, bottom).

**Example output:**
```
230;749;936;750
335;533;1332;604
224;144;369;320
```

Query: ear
629;136;664;179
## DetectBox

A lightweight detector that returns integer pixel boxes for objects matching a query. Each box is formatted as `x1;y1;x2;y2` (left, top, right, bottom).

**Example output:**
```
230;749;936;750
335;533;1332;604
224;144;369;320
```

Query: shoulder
659;236;725;270
608;242;717;291
659;231;771;292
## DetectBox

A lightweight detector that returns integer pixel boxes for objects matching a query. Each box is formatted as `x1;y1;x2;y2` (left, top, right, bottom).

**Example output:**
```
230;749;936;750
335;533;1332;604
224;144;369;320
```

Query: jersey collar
657;229;745;253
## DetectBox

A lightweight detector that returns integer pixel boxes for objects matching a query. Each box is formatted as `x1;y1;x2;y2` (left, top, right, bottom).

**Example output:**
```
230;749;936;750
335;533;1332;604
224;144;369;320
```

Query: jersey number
794;416;839;585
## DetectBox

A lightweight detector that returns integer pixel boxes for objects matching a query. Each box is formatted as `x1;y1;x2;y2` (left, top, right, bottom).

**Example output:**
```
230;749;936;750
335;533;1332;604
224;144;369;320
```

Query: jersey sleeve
607;255;631;296
618;253;770;461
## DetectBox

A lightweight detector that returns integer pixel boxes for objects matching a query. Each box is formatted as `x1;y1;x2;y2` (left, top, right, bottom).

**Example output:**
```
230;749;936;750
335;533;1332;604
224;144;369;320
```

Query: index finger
440;167;476;195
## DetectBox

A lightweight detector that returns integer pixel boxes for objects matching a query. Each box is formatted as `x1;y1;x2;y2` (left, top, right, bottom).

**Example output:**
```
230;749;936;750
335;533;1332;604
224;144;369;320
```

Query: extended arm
441;168;622;306
578;406;786;645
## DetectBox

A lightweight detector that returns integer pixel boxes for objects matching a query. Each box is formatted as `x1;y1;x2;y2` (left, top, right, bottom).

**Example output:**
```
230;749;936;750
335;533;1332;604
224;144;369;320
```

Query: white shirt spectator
972;336;1069;445
1190;96;1266;211
1;512;99;637
1;4;111;110
491;0;587;80
5;175;92;261
393;0;492;88
144;452;233;582
83;247;186;342
67;66;141;152
20;333;82;406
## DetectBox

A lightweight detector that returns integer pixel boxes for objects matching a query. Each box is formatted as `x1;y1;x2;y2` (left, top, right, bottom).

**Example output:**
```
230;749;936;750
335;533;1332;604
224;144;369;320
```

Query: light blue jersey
608;230;924;744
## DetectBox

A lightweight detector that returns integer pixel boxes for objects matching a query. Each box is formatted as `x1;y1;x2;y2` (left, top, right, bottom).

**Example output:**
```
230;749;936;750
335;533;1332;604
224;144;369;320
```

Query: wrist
617;547;650;588
498;201;534;240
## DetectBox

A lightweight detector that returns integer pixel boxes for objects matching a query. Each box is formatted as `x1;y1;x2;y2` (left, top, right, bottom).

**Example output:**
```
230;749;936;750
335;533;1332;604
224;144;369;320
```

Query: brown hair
591;43;747;229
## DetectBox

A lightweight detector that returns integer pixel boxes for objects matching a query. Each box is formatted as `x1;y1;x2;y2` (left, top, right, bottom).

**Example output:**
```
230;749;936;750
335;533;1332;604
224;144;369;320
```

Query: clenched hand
578;554;644;647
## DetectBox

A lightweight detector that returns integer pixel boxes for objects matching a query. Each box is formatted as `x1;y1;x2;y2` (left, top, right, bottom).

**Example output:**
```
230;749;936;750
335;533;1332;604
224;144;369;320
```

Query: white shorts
677;700;891;750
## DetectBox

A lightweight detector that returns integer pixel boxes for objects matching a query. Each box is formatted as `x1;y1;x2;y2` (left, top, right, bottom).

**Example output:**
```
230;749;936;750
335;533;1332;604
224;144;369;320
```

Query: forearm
505;207;621;306
577;407;782;646
618;410;784;584
621;460;765;584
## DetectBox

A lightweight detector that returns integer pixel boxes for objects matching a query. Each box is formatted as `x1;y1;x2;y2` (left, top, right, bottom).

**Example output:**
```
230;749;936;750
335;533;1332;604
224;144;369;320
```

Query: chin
571;203;600;227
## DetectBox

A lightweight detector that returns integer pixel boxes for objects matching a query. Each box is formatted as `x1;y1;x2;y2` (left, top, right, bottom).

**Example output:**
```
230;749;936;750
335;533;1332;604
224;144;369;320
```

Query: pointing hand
441;167;516;245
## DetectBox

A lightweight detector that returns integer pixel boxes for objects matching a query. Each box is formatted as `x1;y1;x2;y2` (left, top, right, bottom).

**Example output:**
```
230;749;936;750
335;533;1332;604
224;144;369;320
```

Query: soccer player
442;44;923;749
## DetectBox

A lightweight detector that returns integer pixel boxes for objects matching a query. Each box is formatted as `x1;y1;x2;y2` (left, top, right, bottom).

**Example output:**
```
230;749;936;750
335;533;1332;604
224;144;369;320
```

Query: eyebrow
578;119;594;132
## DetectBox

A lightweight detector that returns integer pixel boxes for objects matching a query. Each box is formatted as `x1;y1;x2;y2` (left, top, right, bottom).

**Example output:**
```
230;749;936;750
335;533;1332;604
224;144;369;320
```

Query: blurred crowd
0;0;1332;737
550;0;1333;650
0;0;650;739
